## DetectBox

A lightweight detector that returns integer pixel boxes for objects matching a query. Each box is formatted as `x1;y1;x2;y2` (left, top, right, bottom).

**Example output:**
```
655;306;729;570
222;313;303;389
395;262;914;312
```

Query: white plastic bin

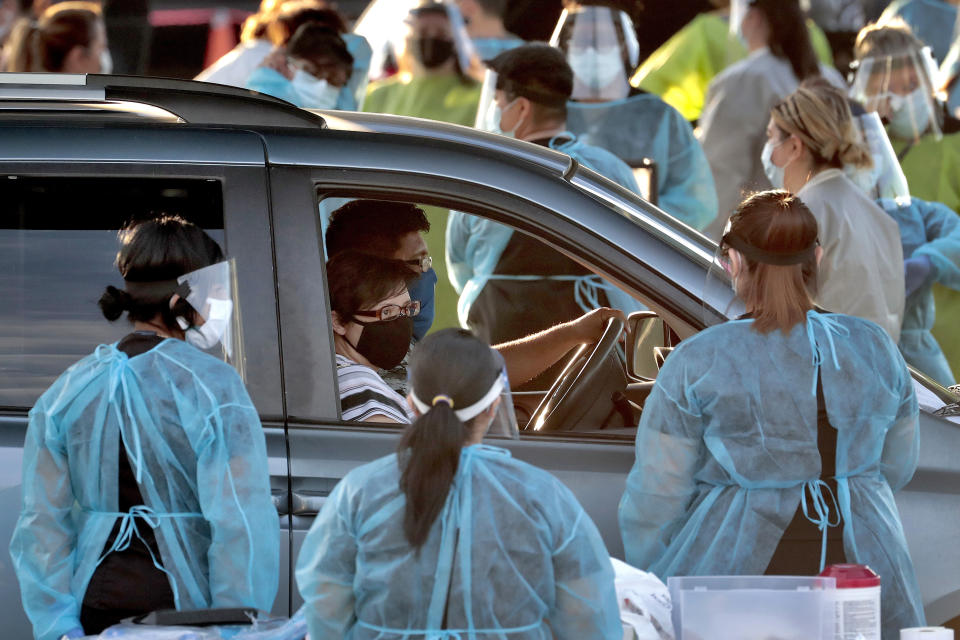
667;575;837;640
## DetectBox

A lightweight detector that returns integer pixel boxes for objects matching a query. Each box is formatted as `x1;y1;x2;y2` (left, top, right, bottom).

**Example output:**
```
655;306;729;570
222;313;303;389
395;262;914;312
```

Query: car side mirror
625;311;668;381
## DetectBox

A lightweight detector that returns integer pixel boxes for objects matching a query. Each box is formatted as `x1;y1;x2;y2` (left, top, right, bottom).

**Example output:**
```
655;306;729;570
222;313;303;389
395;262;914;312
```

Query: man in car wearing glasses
325;199;622;423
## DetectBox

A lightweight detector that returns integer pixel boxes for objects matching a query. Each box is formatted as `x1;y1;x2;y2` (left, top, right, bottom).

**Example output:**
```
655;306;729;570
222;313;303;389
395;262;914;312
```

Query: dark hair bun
98;285;133;321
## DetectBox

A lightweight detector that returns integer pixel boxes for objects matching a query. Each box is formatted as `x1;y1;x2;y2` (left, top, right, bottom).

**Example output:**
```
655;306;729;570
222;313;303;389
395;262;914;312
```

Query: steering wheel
524;316;625;432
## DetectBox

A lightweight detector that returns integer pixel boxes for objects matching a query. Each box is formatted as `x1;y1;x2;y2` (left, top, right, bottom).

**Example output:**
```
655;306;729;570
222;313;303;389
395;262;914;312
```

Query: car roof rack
0;73;326;128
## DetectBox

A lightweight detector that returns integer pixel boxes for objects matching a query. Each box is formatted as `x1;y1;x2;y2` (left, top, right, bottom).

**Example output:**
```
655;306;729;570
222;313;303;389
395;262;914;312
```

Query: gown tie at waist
801;479;842;572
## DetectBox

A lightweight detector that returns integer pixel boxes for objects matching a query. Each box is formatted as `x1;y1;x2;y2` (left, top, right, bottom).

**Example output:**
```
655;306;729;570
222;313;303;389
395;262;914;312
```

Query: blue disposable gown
296;444;621;639
566;92;718;230
619;312;925;639
879;197;960;385
447;133;645;326
10;339;279;640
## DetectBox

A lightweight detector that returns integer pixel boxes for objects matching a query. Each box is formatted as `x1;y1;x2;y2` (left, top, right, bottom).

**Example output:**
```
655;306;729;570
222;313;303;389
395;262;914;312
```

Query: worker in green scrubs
852;19;960;380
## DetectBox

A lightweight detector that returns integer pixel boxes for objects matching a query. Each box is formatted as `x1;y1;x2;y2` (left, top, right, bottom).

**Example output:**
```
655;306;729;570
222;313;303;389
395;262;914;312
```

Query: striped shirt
336;354;413;423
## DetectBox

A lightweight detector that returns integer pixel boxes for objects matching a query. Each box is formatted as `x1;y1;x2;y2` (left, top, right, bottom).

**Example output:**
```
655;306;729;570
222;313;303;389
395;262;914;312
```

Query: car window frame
270;161;720;431
0;158;282;419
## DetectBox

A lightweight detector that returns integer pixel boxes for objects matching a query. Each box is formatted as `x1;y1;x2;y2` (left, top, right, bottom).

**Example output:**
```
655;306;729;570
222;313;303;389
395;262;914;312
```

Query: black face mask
348;316;413;370
412;37;455;70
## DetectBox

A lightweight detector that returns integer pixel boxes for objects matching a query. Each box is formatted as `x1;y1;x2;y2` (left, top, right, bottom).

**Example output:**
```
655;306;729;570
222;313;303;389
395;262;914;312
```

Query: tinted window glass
0;177;223;409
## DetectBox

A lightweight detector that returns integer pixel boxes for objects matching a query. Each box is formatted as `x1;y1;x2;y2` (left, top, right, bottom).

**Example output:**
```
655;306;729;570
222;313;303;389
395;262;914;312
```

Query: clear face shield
845;111;911;205
474;68;499;131
175;259;245;380
550;6;639;102
729;0;750;38
850;47;943;142
354;0;475;80
409;347;519;439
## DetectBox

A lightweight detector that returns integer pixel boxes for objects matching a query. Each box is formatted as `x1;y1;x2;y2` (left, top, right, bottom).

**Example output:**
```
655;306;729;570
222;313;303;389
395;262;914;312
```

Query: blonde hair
771;85;873;170
240;0;285;43
854;18;924;60
726;190;819;334
4;1;101;72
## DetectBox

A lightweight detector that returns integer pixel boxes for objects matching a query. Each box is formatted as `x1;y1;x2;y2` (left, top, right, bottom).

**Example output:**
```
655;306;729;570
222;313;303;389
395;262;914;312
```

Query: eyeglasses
354;299;421;322
404;254;433;273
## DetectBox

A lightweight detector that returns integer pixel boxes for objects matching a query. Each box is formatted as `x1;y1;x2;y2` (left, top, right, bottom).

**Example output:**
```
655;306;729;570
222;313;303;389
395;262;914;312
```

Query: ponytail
754;0;820;82
399;328;502;548
98;285;133;321
398;400;466;548
3;2;100;73
3;17;40;71
99;215;223;328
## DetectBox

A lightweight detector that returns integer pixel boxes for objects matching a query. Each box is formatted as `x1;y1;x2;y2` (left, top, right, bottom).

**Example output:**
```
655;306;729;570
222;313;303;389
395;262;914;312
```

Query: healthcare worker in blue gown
550;2;718;231
296;328;621;639
619;191;925;639
243;2;372;111
846;110;960;386
9;217;278;640
448;43;643;350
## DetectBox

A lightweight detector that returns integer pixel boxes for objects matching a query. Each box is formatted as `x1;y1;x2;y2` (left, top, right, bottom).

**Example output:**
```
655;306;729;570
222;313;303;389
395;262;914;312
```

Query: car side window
0;177;224;409
318;193;654;439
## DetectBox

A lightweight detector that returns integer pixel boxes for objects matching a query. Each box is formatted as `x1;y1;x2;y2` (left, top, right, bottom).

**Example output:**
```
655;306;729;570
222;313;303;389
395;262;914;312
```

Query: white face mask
887;86;932;140
99;49;113;74
760;139;786;189
178;298;233;353
489;98;522;138
291;70;340;109
567;46;623;91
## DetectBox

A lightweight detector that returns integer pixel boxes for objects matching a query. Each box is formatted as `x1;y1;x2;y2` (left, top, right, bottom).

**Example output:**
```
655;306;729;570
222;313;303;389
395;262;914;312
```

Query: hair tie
431;395;454;408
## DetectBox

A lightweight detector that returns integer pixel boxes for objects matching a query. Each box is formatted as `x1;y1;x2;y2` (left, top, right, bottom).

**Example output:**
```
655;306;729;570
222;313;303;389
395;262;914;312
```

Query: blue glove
904;255;933;298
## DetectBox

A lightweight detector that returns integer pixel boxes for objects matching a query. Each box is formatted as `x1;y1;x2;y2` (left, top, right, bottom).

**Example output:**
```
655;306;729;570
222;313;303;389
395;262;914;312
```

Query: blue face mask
407;267;437;341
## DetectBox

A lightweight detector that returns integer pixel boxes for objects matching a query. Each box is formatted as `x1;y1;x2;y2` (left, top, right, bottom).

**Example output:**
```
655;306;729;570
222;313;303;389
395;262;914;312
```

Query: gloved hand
904;255;933;298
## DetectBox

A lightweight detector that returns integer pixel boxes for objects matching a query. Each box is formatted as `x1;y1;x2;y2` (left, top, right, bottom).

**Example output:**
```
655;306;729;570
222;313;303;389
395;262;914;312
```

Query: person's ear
331;310;350;336
814;245;824;267
62;44;91;73
484;396;502;419
728;249;744;278
513;97;532;133
785;134;809;166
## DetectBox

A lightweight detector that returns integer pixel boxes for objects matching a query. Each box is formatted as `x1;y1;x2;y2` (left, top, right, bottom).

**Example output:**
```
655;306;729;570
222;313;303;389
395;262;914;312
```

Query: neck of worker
133;315;185;341
467;13;508;39
417;58;457;77
744;24;770;53
519;117;566;143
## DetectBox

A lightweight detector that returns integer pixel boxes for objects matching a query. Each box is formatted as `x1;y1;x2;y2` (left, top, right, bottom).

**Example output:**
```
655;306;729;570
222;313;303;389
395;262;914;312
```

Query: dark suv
1;74;958;635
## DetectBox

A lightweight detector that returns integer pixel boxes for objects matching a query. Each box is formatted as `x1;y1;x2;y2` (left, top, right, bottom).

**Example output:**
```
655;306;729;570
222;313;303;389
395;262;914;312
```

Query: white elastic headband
411;376;504;422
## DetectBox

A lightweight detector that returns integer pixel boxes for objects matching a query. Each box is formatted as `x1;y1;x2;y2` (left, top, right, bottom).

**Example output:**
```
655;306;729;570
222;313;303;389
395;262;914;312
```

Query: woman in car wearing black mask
328;250;420;423
362;1;480;128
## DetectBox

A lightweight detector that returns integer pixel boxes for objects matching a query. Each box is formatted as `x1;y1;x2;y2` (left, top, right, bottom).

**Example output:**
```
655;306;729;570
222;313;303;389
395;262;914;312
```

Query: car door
262;127;722;610
0;124;289;632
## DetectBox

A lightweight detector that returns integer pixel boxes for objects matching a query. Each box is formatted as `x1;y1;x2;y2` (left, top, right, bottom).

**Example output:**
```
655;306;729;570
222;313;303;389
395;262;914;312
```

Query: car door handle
291;490;329;516
272;490;290;516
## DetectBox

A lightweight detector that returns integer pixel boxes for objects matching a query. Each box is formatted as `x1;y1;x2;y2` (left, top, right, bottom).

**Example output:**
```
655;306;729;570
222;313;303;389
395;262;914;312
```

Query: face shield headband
410;373;504;422
722;231;818;266
122;278;188;299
